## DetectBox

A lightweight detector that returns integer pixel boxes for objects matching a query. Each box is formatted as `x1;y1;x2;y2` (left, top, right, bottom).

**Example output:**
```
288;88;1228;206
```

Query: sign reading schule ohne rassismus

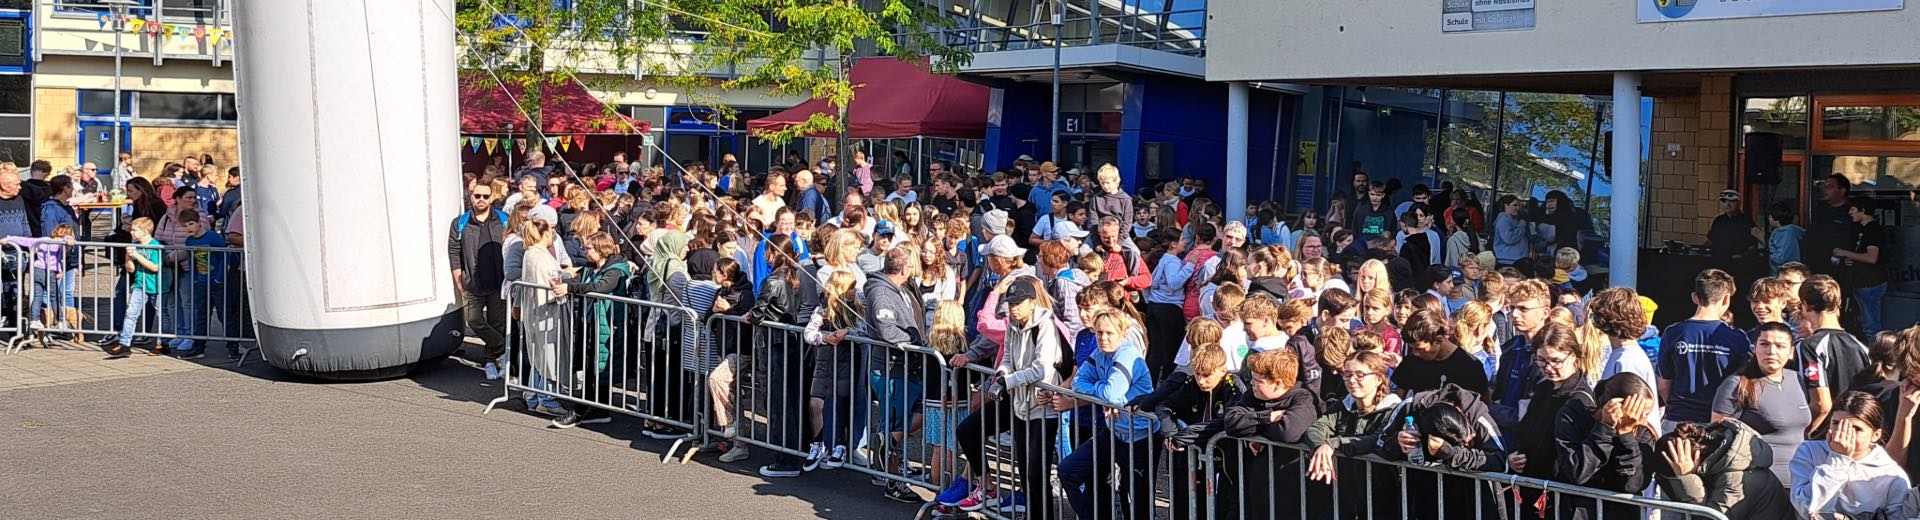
1443;0;1537;33
1639;0;1903;23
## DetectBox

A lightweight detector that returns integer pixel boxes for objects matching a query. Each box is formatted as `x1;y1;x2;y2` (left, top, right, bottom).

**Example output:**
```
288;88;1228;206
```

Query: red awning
459;76;638;135
748;57;989;139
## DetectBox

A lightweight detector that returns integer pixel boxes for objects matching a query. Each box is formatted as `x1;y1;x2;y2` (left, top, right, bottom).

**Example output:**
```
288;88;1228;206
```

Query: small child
1555;247;1586;291
5;223;76;337
167;209;229;358
110;217;165;359
923;301;970;514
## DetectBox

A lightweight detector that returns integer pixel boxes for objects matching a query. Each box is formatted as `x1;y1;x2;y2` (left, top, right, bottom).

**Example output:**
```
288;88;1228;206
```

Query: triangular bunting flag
557;135;572;153
573;135;586;152
98;14;109;29
469;137;481;153
177;25;192;42
483;138;498;155
192;27;206;41
128;19;145;32
514;138;527;151
543;137;558;152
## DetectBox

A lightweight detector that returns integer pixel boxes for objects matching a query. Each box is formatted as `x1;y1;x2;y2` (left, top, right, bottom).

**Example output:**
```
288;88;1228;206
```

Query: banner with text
1638;0;1903;23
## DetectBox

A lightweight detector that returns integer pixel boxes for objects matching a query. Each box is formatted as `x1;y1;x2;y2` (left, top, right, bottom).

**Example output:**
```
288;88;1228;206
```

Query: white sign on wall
1638;0;1903;23
1444;0;1537;33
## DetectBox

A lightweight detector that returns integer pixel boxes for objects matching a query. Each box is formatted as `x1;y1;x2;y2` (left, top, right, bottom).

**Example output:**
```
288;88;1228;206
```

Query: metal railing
488;281;708;458
906;4;1207;56
4;239;254;359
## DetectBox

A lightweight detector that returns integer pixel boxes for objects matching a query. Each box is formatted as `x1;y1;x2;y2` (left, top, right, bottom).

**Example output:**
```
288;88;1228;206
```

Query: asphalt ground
0;348;923;520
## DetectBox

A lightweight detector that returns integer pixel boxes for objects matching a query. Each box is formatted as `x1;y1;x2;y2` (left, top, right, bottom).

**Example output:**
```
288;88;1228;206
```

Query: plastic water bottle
1404;416;1426;465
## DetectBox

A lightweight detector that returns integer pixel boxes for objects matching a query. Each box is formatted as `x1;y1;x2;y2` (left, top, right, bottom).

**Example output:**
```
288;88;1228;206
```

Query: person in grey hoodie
861;247;928;500
1085;164;1133;247
952;276;1064;514
1790;391;1911;520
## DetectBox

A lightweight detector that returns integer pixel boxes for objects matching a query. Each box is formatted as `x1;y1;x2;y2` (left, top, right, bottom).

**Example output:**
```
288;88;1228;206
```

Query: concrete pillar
1226;81;1250;223
1610;72;1642;289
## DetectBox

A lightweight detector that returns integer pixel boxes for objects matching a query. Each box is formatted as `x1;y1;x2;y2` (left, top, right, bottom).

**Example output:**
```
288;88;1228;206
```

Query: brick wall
130;127;239;188
32;88;79;169
1645;74;1734;245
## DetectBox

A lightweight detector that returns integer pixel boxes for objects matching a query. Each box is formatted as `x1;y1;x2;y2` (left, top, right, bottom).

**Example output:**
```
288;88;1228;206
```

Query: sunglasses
471;194;492;200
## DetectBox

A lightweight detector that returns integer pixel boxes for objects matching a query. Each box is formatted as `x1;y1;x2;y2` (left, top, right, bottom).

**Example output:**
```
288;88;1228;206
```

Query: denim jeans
119;290;160;346
28;269;60;328
1060;430;1155;520
170;276;207;350
1858;282;1888;336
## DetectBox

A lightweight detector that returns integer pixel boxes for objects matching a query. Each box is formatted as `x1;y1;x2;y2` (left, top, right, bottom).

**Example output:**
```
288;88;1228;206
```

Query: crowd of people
0;154;247;361
449;148;1920;519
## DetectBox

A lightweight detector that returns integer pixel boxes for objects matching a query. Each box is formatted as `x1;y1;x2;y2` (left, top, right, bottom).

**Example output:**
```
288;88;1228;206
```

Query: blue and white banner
1639;0;1903;23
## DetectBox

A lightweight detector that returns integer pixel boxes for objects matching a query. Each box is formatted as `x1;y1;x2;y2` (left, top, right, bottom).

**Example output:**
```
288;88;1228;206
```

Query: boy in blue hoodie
1767;206;1804;274
167;209;228;358
1059;309;1159;520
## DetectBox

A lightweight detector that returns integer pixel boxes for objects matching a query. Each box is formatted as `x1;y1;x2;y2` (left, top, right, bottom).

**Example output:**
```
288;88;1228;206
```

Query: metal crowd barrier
4;240;254;358
1197;435;1732;520
695;314;950;483
487;281;707;459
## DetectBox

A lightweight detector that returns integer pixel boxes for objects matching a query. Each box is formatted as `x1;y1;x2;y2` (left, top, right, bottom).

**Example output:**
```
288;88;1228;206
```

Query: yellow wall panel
33;88;79;169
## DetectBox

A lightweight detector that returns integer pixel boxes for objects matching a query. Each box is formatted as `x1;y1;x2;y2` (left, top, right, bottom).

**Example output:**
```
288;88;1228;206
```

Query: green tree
455;0;664;146
652;0;971;199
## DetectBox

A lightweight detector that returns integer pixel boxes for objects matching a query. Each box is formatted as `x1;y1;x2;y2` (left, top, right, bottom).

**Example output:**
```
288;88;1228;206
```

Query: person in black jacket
1378;382;1511;520
1169;349;1318;520
751;235;810;478
1306;350;1404;520
1554;372;1657;520
448;184;508;370
1509;322;1592;519
1136;341;1242;520
549;234;633;429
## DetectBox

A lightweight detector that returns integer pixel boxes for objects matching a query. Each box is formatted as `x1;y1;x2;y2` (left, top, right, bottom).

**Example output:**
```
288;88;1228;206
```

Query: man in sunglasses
448;183;510;370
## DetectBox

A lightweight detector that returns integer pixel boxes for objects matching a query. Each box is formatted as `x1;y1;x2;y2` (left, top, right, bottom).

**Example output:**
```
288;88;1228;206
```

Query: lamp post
1049;0;1061;164
103;0;138;175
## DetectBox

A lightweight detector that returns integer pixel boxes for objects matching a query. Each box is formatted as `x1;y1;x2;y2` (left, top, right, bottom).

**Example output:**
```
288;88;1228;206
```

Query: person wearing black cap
952;275;1063;514
1707;189;1762;272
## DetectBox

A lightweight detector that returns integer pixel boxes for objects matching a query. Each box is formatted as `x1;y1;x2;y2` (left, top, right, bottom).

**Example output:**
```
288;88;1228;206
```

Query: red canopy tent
748;58;988;139
459;75;641;135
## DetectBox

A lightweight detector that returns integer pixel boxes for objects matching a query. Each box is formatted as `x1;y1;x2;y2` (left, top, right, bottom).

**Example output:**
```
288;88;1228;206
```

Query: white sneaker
822;445;847;469
718;444;751;463
802;442;826;472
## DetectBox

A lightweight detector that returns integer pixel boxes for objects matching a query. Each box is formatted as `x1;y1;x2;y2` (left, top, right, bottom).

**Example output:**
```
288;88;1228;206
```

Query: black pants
956;401;1059;517
648;323;696;426
766;334;810;467
1144;302;1186;381
461;290;508;359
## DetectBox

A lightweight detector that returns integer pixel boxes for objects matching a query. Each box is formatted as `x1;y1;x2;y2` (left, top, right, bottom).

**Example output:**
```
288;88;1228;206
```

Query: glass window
0;0;30;10
0;140;25;164
1743;97;1808;152
1821;105;1920;142
138;92;225;121
0;115;27;137
0;74;24;115
78;90;134;117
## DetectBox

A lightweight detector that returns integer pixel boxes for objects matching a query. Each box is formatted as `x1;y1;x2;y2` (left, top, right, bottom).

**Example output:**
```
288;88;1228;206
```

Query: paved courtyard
0;343;920;519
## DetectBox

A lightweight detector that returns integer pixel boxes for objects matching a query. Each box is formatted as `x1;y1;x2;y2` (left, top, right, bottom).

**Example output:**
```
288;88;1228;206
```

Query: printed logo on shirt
876;309;895;321
1671;341;1734;357
1803;361;1823;385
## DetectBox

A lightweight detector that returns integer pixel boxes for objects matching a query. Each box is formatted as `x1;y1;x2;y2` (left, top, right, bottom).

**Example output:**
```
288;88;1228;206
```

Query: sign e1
1443;0;1537;33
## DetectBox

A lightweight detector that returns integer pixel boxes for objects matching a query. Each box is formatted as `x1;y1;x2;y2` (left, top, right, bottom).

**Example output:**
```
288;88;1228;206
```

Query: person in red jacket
1095;216;1150;292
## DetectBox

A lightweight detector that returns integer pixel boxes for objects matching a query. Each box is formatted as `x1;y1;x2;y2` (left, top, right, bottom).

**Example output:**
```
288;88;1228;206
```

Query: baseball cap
1718;189;1741;202
981;235;1026;258
1473;251;1496;271
1054;220;1090;239
528;205;559;225
1039;161;1060;173
1002;277;1041;308
983;209;1010;236
1017;154;1035;162
874;220;896;236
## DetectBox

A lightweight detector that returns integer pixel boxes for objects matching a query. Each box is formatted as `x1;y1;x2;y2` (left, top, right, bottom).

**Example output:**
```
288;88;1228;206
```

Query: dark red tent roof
459;75;638;134
748;58;988;139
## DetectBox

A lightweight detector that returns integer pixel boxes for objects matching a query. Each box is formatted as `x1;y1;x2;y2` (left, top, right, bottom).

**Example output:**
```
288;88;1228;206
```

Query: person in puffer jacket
1168;349;1319;520
1651;421;1795;520
1375;382;1510;520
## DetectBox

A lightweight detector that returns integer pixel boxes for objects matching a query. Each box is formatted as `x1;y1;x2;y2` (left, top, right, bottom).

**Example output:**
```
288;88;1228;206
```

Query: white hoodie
1789;441;1911;519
